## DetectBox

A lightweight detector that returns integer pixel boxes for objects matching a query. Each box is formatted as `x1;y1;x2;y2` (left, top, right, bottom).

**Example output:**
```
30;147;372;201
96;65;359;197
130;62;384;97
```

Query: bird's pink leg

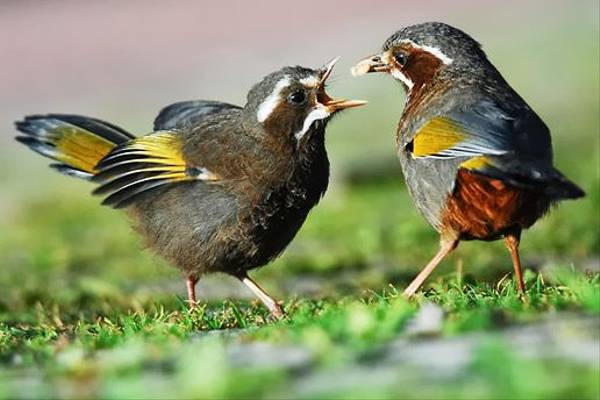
186;276;199;309
404;238;459;298
504;229;525;293
239;274;284;319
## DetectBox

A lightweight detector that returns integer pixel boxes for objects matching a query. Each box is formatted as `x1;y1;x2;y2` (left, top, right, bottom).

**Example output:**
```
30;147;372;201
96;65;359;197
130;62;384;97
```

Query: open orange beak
317;57;367;112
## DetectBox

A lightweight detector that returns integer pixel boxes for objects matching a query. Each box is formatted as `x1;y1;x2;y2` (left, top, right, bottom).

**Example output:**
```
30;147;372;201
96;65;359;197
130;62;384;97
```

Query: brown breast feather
441;169;550;241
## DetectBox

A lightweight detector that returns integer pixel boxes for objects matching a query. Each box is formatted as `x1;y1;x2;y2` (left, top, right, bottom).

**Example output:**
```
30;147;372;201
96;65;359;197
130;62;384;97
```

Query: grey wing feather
445;101;582;199
154;100;241;130
438;100;553;162
433;101;519;159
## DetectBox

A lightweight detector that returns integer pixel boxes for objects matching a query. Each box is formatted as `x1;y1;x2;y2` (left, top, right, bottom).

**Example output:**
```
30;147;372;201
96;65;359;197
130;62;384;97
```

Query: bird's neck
397;78;451;145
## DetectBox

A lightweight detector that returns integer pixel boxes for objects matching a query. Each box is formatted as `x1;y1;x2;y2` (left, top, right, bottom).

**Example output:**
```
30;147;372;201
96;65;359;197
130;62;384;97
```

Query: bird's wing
92;131;219;209
409;101;548;178
154;100;242;131
408;100;519;160
407;100;583;198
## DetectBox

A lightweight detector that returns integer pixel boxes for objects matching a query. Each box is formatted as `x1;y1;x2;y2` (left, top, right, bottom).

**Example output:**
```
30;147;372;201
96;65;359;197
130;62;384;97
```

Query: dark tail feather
481;159;586;201
49;163;96;181
545;174;586;200
15;114;135;180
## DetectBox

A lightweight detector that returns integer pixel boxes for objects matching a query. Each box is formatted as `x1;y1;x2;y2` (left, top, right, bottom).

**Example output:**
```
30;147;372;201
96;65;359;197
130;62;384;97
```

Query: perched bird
352;22;584;297
15;59;366;318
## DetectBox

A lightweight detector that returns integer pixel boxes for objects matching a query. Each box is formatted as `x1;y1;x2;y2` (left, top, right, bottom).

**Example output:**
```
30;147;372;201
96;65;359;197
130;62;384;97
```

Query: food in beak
351;54;389;76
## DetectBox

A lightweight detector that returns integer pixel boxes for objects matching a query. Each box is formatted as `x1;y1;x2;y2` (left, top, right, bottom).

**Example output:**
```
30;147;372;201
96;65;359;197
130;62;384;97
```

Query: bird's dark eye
288;90;307;105
394;51;408;66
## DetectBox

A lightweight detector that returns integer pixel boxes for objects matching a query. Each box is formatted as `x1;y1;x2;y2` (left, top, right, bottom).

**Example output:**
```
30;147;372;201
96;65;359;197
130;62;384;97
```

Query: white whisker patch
299;75;319;88
256;76;291;123
391;69;414;89
401;39;453;65
295;106;330;141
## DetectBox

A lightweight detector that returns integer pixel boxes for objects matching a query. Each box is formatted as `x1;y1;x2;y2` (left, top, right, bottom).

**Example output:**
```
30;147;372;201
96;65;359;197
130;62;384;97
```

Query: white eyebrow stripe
299;75;320;88
256;76;291;123
295;106;330;141
401;39;453;65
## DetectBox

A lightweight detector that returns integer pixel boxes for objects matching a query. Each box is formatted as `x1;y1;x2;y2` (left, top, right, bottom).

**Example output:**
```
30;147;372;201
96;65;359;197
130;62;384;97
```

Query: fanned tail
15;114;135;180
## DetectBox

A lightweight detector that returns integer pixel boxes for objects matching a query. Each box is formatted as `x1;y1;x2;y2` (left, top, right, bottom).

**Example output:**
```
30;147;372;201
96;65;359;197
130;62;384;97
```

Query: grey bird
352;22;584;297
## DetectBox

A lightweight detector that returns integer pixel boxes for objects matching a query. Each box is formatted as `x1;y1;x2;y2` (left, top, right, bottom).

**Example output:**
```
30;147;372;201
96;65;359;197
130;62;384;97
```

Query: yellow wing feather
459;155;491;170
93;131;218;208
412;117;466;158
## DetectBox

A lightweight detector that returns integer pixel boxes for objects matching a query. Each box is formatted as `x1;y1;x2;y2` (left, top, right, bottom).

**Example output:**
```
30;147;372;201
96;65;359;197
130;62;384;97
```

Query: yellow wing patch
120;133;189;178
460;155;491;170
411;117;465;158
93;131;218;208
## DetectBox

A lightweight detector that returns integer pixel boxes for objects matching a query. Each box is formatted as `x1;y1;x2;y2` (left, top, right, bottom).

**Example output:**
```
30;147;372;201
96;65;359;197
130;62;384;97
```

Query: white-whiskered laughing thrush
352;22;584;297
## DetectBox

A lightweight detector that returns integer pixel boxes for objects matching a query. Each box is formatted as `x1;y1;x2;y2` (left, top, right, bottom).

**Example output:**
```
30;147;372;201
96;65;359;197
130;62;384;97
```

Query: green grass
0;174;598;398
0;270;597;398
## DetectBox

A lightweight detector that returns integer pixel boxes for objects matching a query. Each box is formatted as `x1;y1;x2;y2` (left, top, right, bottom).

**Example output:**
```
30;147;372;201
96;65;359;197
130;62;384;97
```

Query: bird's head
245;59;366;147
352;22;488;95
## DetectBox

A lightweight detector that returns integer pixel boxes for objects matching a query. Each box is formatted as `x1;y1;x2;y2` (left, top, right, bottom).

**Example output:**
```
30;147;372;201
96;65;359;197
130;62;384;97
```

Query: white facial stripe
391;69;414;89
295;106;330;140
299;75;320;88
256;76;291;123
401;39;453;65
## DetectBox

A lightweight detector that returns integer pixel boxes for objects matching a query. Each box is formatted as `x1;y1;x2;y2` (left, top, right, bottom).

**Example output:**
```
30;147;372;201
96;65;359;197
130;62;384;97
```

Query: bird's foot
268;302;285;320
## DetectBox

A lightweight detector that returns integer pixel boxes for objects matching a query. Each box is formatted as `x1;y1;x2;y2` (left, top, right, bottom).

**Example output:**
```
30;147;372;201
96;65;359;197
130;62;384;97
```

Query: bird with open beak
352;22;584;297
15;58;366;318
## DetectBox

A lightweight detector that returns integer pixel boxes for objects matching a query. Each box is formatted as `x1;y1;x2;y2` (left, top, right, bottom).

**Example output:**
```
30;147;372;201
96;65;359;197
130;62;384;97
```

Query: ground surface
0;2;599;398
0;174;598;398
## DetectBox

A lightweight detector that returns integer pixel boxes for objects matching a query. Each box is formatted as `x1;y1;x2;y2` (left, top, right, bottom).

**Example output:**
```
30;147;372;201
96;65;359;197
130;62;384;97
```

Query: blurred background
0;0;598;309
0;2;598;398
